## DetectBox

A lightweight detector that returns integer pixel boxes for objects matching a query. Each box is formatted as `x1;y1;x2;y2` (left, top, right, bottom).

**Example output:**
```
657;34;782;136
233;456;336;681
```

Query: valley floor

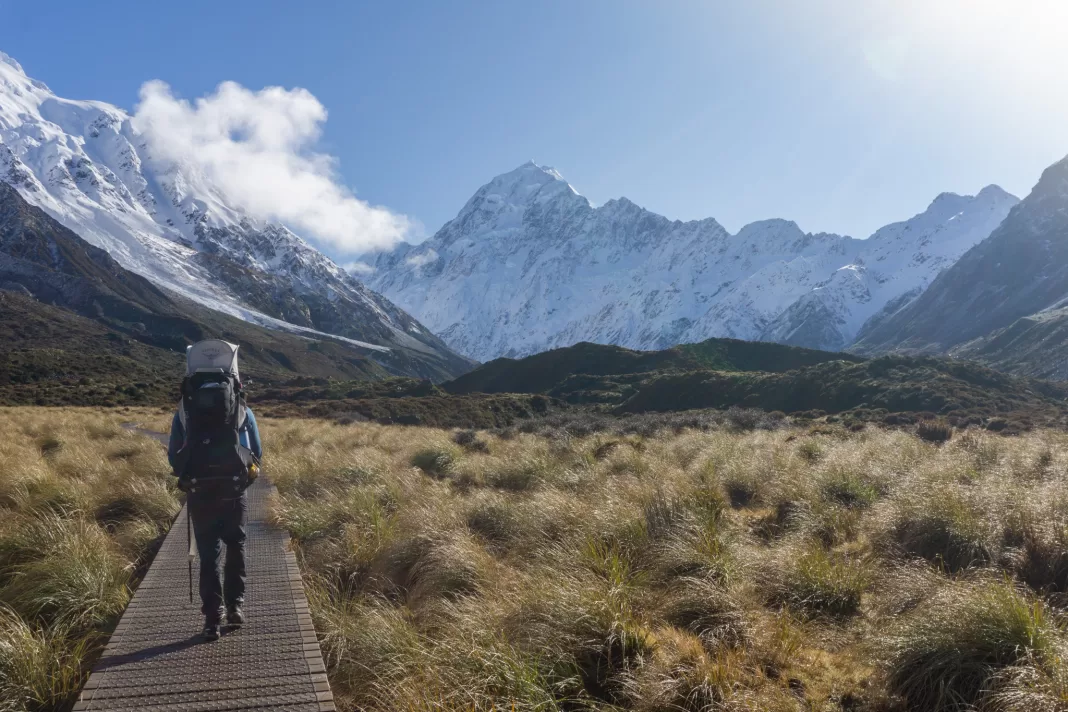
269;417;1068;712
3;409;1068;711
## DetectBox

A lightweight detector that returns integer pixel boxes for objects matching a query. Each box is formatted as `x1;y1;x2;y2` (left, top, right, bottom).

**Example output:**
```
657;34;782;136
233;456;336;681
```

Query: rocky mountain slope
0;180;465;398
364;162;1015;361
0;50;471;379
853;155;1068;380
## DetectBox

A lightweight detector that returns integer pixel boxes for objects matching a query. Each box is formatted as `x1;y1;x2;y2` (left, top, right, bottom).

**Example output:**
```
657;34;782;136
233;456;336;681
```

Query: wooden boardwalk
74;431;334;711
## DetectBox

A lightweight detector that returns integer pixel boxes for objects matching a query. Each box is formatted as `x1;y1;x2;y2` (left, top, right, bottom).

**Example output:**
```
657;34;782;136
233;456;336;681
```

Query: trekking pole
187;505;194;604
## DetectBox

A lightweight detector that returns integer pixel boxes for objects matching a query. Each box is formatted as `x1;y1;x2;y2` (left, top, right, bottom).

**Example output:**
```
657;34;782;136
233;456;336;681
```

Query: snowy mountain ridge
0;50;470;377
365;162;1018;361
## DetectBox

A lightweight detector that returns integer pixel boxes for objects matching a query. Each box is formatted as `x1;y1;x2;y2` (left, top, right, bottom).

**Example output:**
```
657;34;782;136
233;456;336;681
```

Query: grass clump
917;420;954;444
453;429;490;453
822;470;879;509
486;458;550;492
0;513;131;629
885;578;1064;711
410;446;458;478
891;490;997;572
764;545;871;618
660;577;748;647
724;477;759;508
0;606;92;712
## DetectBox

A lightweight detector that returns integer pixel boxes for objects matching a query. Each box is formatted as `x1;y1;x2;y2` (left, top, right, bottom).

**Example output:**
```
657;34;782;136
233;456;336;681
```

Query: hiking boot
226;605;245;626
202;621;221;641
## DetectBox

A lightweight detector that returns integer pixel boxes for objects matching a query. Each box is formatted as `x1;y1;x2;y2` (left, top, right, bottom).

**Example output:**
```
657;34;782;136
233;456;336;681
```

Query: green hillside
442;339;1068;432
617;356;1068;430
0;290;389;407
445;338;861;395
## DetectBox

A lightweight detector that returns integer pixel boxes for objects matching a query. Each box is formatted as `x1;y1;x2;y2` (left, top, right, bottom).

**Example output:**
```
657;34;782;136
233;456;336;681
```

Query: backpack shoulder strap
177;401;187;431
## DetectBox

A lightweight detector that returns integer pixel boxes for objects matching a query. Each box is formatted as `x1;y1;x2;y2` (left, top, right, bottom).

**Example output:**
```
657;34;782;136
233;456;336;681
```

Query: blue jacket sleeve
167;409;184;472
244;408;263;461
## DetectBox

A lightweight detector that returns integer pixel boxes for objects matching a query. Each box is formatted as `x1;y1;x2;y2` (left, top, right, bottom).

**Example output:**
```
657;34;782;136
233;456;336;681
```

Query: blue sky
3;0;1068;254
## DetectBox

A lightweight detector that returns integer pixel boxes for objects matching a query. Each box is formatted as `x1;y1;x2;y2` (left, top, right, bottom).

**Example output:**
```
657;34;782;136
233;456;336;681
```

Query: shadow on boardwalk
73;427;335;711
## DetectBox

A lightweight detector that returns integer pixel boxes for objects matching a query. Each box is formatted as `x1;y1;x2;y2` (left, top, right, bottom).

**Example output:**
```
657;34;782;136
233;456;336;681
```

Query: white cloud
132;80;410;253
404;249;438;268
342;261;375;275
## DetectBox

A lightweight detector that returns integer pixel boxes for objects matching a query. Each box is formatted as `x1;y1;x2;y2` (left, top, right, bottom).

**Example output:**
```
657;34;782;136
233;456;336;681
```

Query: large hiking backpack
174;341;254;497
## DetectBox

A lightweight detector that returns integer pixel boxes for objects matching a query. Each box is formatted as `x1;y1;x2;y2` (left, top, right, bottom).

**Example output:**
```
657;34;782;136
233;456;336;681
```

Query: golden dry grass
264;419;1068;712
6;408;1068;712
0;407;180;712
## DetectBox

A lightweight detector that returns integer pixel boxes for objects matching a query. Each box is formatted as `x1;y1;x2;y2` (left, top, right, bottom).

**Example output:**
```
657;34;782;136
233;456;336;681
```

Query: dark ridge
444;338;861;395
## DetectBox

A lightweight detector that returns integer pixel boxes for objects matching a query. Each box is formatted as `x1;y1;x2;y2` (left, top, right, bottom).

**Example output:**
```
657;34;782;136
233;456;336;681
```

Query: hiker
167;340;262;641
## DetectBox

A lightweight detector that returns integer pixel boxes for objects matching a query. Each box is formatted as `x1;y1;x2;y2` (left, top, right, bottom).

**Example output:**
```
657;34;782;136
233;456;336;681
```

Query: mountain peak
922;186;1018;221
0;51;25;75
492;161;573;191
366;159;1014;361
976;184;1015;202
601;196;641;212
454;161;587;224
0;49;471;379
735;218;806;243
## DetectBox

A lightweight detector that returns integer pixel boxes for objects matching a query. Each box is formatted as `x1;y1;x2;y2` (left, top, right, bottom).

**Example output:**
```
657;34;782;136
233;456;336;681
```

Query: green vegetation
885;578;1065;711
445;337;861;395
614;357;1066;429
446;340;1068;432
4;291;1064;435
249;376;557;428
0;290;399;408
676;337;866;372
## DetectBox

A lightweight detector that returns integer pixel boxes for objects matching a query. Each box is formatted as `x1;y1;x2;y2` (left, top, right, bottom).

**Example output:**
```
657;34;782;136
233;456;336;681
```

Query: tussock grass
885;578;1064;711
762;544;872;618
10;408;1068;712
0;606;93;712
0;407;180;712
410;446;458;478
0;512;132;629
917;420;954;444
261;419;1068;711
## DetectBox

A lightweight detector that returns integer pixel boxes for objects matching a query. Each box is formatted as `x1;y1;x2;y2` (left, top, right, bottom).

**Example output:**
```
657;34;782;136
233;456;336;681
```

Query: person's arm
245;408;263;461
167;409;184;472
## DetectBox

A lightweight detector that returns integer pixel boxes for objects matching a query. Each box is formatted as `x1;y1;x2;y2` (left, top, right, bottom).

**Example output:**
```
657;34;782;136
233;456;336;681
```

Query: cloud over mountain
133;80;411;253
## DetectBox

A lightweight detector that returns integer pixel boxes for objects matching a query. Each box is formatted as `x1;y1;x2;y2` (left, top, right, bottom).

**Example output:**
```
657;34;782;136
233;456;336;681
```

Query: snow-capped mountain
765;186;1018;350
0;51;471;379
853;154;1068;379
364;161;1017;361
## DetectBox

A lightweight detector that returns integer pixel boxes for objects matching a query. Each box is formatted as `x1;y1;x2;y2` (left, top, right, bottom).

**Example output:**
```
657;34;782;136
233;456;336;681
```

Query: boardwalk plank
77;439;333;712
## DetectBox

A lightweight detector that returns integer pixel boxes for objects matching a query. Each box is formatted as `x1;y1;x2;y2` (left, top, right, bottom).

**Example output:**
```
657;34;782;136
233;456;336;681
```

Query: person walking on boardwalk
168;340;263;641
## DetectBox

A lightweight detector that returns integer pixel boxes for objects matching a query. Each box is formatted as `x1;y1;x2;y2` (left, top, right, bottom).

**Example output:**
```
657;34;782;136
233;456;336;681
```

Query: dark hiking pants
189;493;248;622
